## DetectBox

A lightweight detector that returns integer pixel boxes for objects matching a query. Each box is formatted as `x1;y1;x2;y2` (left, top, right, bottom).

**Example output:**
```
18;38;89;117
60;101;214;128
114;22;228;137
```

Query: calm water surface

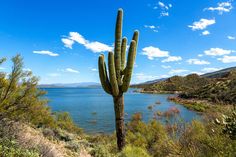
42;87;199;133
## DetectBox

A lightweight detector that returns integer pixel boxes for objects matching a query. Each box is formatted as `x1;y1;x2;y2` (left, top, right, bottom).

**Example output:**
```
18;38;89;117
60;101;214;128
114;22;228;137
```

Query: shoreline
133;88;181;94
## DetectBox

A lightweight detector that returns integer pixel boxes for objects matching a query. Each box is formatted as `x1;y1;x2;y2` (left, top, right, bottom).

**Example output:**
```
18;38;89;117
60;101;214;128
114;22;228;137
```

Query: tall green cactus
98;9;139;151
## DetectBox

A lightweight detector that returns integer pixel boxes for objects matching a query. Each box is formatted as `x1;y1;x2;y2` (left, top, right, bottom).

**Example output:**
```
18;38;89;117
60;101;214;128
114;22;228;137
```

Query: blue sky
0;0;236;84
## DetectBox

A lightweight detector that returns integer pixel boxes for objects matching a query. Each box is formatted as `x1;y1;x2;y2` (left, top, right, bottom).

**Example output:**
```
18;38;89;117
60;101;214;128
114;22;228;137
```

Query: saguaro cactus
98;9;139;151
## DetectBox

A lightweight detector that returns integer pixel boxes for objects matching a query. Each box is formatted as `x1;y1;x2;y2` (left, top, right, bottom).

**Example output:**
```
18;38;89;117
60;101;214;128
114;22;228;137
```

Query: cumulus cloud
187;59;210;65
62;32;112;53
69;32;88;45
202;30;210;36
61;38;74;49
205;1;233;14
142;46;169;60
218;56;236;63
201;67;222;73
162;56;182;62
169;69;189;75
33;50;59;56
188;19;215;30
65;68;79;73
227;36;235;40
204;48;234;56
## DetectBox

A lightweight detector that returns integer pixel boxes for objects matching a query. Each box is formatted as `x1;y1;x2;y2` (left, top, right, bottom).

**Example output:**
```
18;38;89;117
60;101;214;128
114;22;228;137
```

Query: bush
119;145;150;157
0;138;39;157
90;145;113;157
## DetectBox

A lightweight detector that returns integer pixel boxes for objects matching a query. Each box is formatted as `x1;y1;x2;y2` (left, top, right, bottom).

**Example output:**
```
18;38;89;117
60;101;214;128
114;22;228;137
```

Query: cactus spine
98;9;139;151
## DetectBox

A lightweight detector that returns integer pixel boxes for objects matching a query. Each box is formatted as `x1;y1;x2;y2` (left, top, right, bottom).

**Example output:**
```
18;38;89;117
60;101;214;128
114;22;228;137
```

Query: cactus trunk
98;9;139;151
113;94;125;150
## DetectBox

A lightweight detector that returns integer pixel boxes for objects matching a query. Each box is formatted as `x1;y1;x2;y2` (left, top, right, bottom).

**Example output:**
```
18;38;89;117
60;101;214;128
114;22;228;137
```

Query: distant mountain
201;66;236;78
133;66;236;87
38;82;101;88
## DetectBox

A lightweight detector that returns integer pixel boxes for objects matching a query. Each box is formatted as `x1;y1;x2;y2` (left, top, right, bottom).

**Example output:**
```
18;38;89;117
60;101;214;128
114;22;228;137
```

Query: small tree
98;9;139;151
0;55;54;127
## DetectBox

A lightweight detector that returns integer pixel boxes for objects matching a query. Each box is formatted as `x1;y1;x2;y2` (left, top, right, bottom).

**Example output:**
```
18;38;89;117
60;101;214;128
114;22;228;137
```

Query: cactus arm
121;37;127;71
108;52;119;96
122;40;136;92
114;9;123;85
132;30;139;46
98;55;112;94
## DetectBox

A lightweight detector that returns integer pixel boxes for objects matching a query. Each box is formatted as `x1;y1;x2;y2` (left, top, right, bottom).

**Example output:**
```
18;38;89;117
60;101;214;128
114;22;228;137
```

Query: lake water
42;87;199;134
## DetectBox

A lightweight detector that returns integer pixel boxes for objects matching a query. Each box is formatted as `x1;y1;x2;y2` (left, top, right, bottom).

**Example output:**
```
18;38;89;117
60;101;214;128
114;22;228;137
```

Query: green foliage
0;55;82;135
0;55;55;127
119;145;150;157
143;74;209;93
90;145;113;157
216;110;236;140
54;112;82;134
181;73;236;104
0;138;39;157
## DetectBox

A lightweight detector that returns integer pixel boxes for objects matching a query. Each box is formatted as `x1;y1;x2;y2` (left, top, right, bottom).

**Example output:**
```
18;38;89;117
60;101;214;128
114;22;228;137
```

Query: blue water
42;87;199;133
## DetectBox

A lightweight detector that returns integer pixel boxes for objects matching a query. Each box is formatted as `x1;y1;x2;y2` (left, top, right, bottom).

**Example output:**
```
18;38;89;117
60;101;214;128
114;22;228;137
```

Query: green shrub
90;145;113;157
0;138;39;157
119;145;150;157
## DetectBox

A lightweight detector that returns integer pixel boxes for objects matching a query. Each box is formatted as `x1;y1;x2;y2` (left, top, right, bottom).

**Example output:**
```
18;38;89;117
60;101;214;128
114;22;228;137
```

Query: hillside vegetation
180;70;236;105
140;74;209;93
0;55;236;157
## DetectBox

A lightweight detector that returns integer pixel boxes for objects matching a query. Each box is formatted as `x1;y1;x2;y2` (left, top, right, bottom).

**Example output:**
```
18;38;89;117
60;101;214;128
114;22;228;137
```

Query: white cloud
187;59;210;65
205;1;233;14
62;32;112;53
161;65;171;69
204;48;234;56
160;12;169;17
144;25;156;29
61;38;74;49
91;68;98;72
69;32;88;45
0;67;5;70
154;1;171;17
65;68;79;73
33;50;59;57
134;73;168;82
144;25;159;32
169;69;189;75
227;36;235;40
201;67;222;73
158;1;166;8
188;19;215;30
202;30;210;36
84;41;112;53
162;56;182;62
218;56;236;63
142;46;169;60
48;73;61;77
198;54;203;57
